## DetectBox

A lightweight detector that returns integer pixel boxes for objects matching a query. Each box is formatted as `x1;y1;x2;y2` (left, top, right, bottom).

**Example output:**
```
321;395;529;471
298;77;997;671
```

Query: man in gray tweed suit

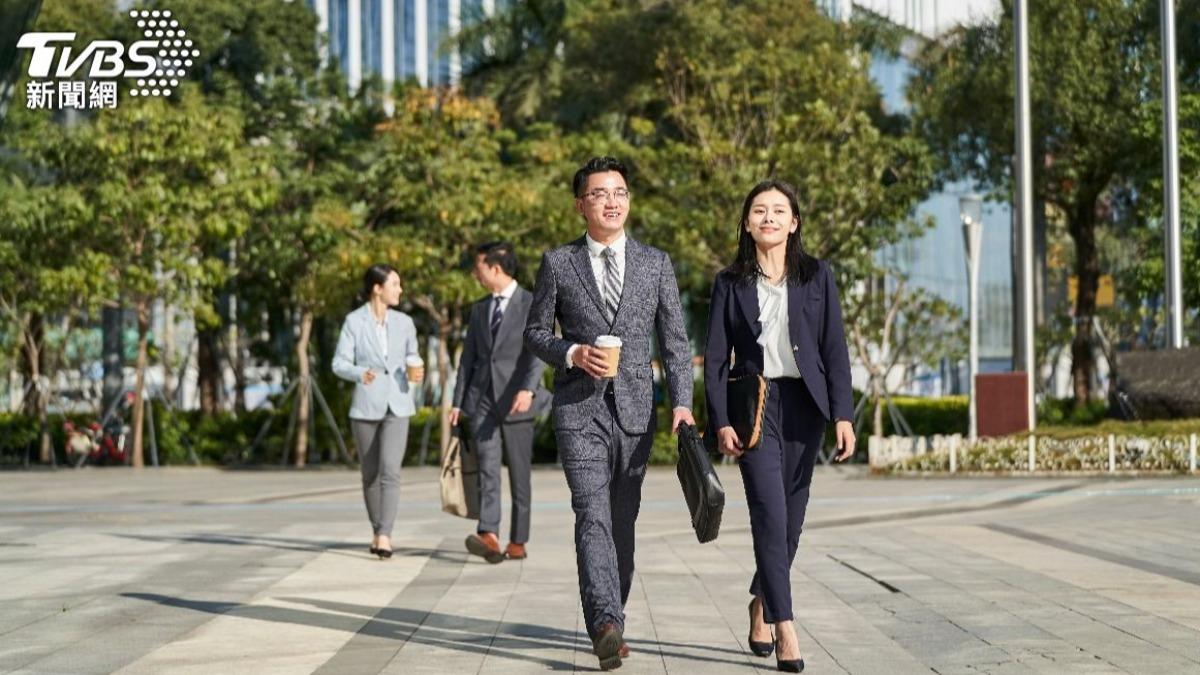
525;156;695;671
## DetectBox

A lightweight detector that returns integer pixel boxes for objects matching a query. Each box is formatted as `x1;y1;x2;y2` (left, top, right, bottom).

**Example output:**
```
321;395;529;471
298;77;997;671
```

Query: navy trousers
739;377;825;623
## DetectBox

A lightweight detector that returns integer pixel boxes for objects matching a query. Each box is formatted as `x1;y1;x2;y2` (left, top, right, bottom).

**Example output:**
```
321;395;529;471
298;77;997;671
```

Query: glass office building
830;0;1013;394
307;0;500;88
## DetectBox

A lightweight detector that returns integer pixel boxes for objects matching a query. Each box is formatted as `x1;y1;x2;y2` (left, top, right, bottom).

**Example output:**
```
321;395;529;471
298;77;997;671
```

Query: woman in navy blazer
704;180;855;672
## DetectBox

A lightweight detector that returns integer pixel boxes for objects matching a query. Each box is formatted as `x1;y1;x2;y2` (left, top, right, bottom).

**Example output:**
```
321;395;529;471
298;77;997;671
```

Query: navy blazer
703;260;853;435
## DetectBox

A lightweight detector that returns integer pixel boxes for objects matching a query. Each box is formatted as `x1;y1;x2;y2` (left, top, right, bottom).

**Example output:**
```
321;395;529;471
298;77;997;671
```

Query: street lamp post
1014;0;1036;431
960;194;984;441
1161;0;1184;348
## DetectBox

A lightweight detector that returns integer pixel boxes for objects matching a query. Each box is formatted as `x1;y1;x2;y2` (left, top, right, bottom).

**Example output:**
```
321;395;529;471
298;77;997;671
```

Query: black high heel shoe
776;657;804;672
748;598;775;657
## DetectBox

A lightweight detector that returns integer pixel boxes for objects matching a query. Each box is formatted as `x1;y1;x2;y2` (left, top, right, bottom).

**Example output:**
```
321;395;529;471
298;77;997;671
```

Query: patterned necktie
490;295;503;336
601;247;621;323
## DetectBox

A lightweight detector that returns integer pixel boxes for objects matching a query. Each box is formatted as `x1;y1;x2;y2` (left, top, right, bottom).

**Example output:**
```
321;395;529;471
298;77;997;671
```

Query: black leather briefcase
676;422;725;543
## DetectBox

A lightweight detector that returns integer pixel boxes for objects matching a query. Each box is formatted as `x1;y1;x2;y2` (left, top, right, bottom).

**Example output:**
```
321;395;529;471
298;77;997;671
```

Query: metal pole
1015;0;1037;430
1161;0;1184;348
964;219;982;440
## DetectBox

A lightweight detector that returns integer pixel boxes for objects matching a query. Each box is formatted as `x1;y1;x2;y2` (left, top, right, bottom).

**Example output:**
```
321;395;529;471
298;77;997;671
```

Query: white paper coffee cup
405;355;425;380
594;335;622;377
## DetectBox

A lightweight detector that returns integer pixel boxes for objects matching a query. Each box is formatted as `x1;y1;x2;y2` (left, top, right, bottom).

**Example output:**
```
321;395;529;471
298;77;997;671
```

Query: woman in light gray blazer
333;264;424;559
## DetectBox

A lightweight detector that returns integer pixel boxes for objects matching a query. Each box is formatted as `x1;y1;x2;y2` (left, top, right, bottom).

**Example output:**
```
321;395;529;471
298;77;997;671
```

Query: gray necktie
601;247;621;322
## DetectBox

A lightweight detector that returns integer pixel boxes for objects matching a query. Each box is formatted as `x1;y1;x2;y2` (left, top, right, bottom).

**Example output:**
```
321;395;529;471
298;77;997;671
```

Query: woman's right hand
717;426;743;458
362;369;376;385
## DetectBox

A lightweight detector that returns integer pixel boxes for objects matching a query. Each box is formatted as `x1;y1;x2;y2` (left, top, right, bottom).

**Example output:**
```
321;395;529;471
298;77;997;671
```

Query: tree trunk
871;375;884;439
197;326;221;415
162;303;176;402
293;309;314;468
229;241;246;414
131;301;150;468
1069;194;1100;407
21;313;51;464
231;324;246;414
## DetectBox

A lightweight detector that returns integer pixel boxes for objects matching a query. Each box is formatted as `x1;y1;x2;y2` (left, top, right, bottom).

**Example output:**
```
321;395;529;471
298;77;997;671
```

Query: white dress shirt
565;232;627;368
756;276;801;379
372;309;389;360
493;278;518;314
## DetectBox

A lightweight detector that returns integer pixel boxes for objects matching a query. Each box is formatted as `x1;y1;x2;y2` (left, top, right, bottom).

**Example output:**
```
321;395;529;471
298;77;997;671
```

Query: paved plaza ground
1;464;1199;674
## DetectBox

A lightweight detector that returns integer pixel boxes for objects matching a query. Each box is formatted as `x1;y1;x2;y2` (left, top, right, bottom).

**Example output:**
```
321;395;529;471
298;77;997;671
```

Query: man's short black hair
572;156;629;198
475;241;518;277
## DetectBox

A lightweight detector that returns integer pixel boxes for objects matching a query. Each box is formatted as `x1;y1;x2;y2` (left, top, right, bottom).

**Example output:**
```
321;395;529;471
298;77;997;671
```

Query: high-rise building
826;0;1012;394
307;0;500;88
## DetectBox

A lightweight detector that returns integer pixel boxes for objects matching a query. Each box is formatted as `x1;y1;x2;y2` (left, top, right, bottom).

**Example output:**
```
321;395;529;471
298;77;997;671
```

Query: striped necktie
490;295;503;336
601;247;621;323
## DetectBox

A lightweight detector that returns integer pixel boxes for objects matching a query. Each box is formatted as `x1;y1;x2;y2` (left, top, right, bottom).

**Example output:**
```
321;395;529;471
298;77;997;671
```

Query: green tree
0;114;106;461
45;91;250;467
239;70;382;467
907;0;1193;405
363;89;574;454
167;0;324;415
464;0;937;376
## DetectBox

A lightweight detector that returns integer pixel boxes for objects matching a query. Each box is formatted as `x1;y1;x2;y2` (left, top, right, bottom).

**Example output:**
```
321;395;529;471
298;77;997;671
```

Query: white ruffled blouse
756;276;802;379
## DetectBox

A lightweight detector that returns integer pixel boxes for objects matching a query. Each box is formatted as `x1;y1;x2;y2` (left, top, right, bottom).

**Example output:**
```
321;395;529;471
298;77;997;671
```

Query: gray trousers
470;399;535;543
351;413;410;537
557;391;653;641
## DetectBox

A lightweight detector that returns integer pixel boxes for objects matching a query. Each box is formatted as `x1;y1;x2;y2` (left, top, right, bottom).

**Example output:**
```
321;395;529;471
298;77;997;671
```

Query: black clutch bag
727;373;768;450
676;422;725;543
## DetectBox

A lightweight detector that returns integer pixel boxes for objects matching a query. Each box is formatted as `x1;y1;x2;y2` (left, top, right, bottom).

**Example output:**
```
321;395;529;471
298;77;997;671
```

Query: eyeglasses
580;188;631;203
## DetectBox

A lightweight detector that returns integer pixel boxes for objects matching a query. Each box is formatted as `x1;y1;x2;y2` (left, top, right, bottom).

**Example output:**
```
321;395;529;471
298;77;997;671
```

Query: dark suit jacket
524;235;694;434
703;261;853;436
453;286;548;423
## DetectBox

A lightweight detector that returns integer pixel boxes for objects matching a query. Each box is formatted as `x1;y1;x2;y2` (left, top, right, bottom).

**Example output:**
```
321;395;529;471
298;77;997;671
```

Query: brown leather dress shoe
505;542;527;560
465;532;505;564
593;623;624;671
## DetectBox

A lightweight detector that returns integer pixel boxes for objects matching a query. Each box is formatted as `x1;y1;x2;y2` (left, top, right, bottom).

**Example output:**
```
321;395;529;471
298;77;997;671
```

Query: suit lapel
787;278;805;336
492;288;524;351
733;278;762;338
480;296;495;351
569;239;607;315
613;239;645;327
386;309;403;368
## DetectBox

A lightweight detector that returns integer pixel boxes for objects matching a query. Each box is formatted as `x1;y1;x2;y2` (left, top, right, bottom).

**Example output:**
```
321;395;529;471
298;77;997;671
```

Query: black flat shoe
748;598;775;657
776;658;804;672
375;547;393;559
368;546;379;556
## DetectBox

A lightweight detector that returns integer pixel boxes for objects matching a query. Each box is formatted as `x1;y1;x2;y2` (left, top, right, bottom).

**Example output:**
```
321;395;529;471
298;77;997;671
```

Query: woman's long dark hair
726;180;819;286
354;263;400;307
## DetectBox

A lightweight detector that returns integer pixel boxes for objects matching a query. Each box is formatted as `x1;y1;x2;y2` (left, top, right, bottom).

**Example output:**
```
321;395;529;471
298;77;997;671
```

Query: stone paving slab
1;466;1199;673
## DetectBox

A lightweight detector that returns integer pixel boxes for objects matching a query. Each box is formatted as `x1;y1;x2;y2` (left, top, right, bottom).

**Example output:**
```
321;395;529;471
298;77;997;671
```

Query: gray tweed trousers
557;390;654;641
